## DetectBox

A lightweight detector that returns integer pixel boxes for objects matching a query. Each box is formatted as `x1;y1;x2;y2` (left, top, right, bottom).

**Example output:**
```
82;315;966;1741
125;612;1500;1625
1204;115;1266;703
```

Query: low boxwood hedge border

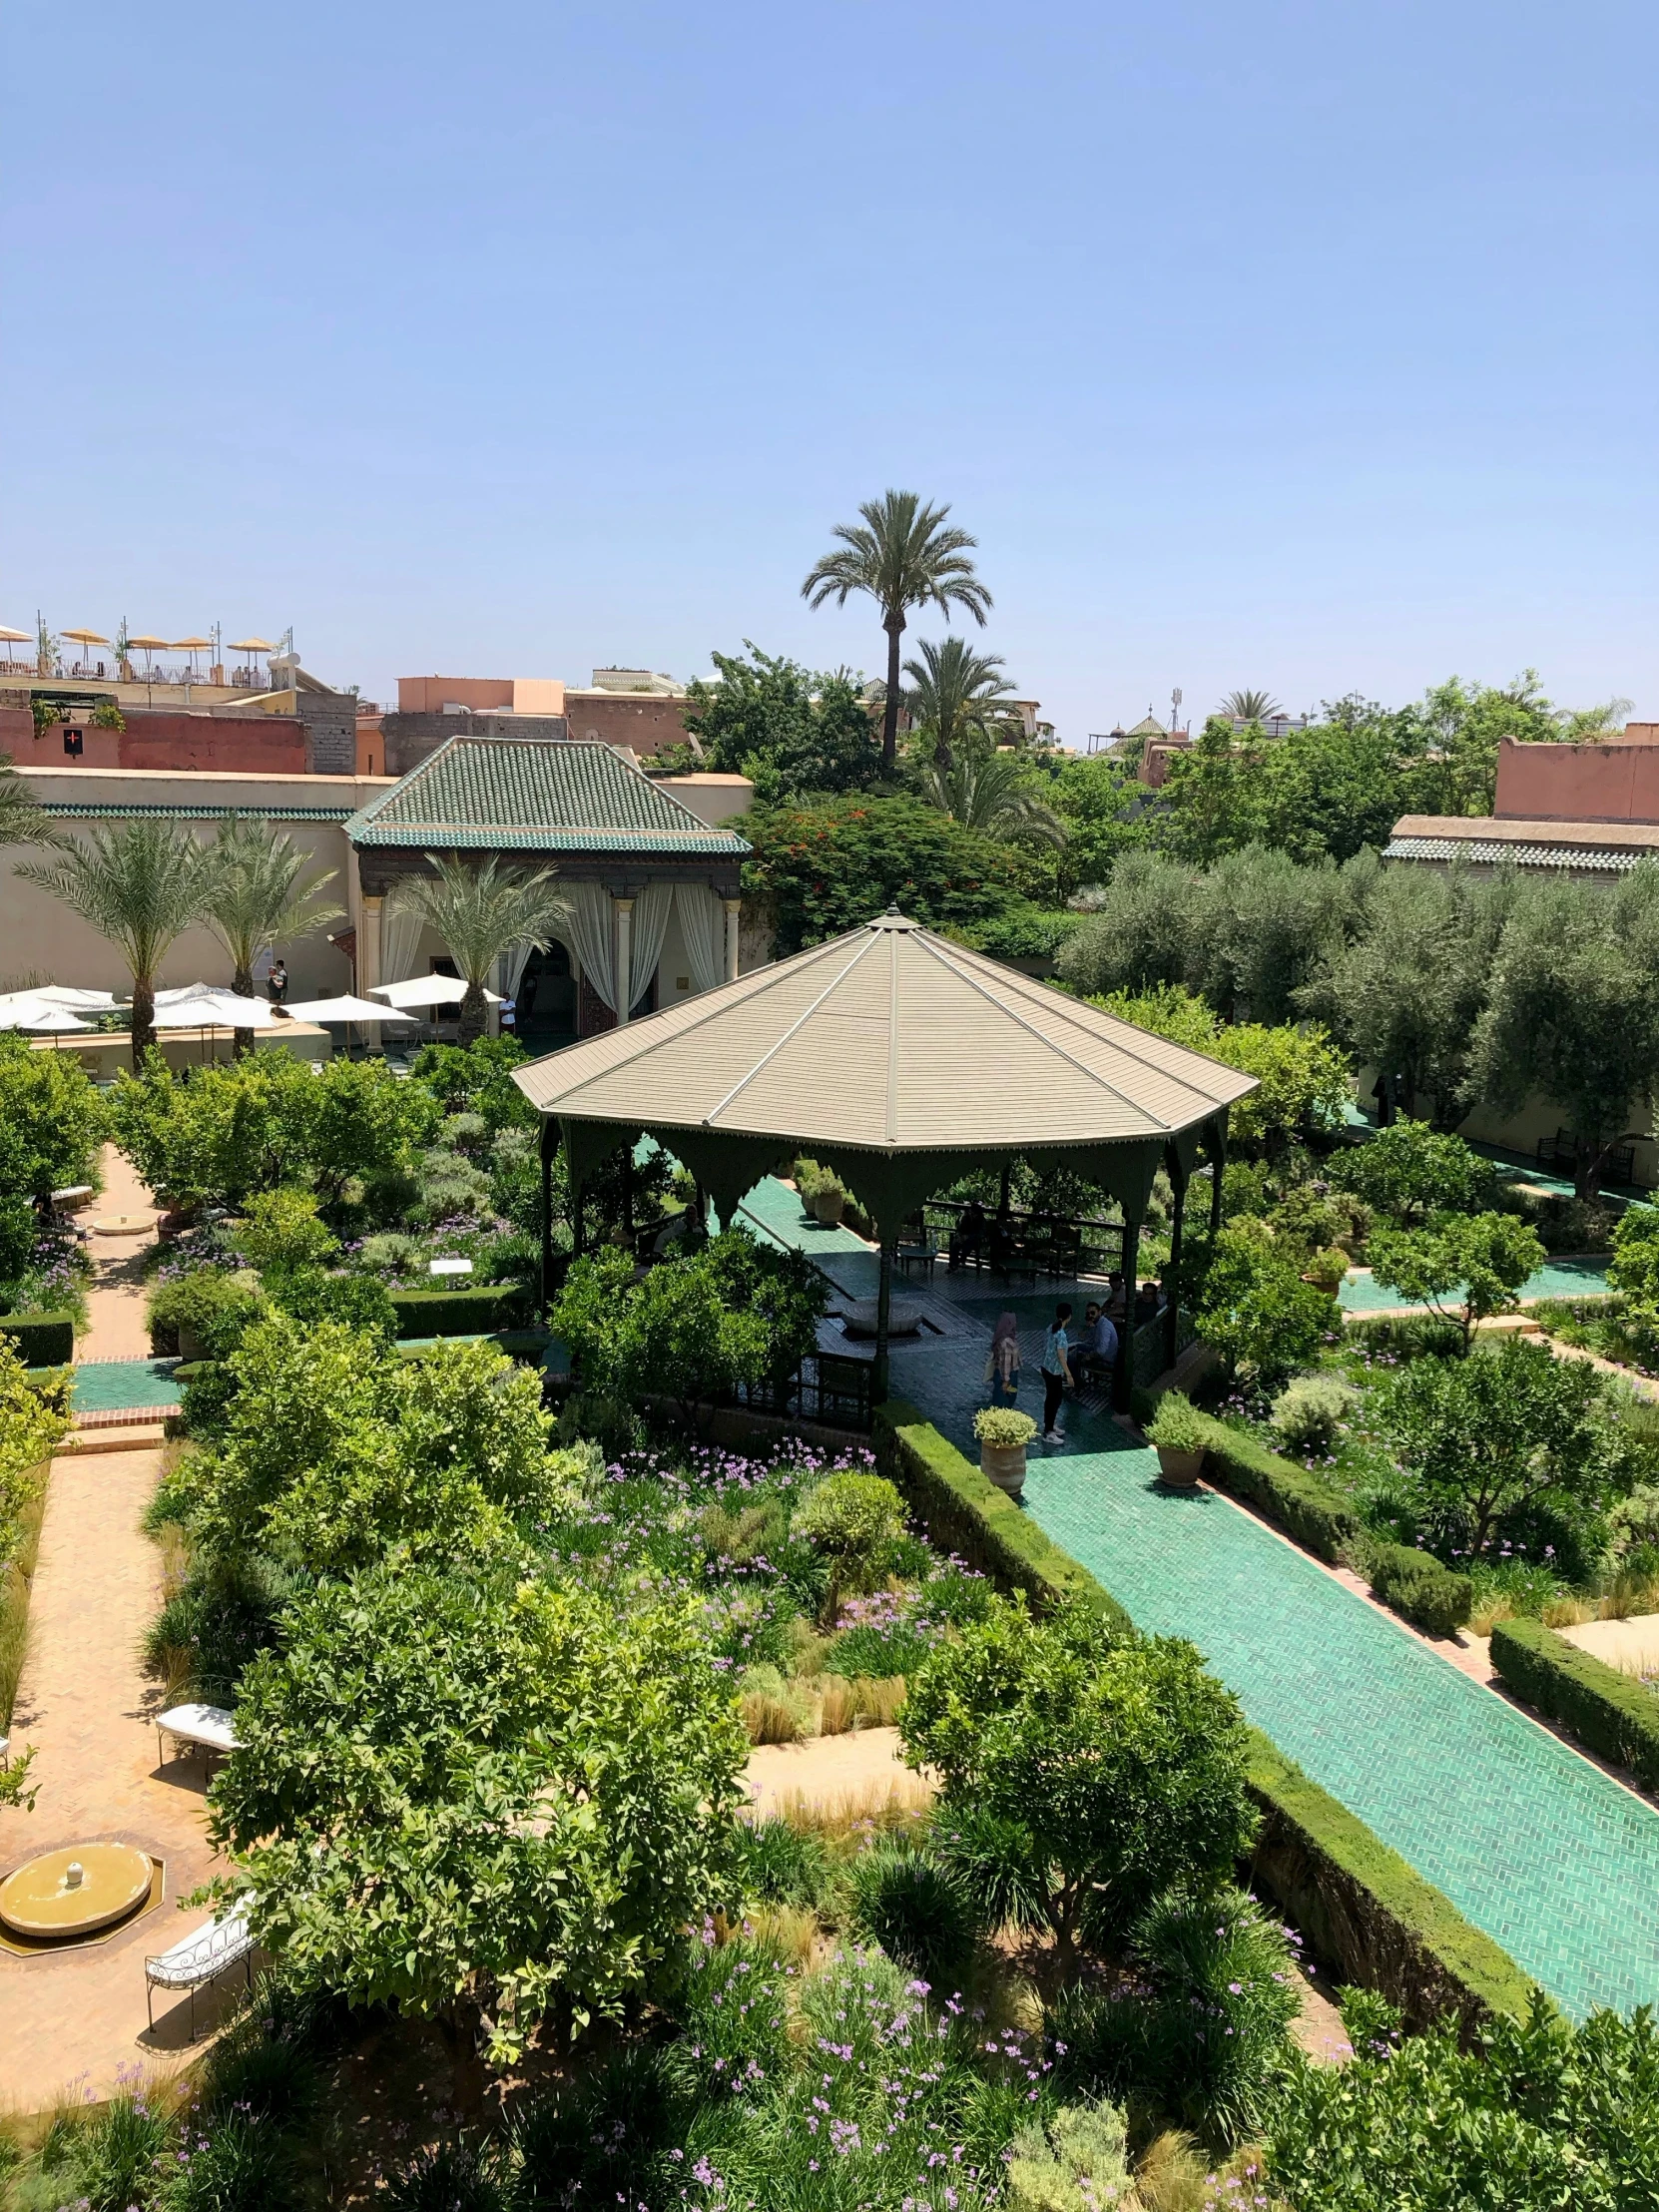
873;1400;1133;1634
1490;1615;1659;1792
1185;1409;1359;1564
0;1312;75;1369
388;1285;531;1340
874;1397;1535;2029
1368;1541;1473;1637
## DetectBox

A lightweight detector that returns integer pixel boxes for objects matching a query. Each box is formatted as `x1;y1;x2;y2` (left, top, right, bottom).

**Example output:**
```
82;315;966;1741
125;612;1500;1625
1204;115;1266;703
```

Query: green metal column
872;1239;894;1404
1113;1213;1142;1411
539;1115;557;1311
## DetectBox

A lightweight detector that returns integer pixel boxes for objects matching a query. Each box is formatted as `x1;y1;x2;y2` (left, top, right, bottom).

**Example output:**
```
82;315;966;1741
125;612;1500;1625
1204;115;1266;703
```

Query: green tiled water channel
71;1358;183;1412
736;1176;1659;2019
1338;1254;1611;1313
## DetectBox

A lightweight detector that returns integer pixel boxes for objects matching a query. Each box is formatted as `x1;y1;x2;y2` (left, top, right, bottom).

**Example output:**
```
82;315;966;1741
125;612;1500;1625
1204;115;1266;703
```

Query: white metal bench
145;1903;255;2038
155;1702;239;1768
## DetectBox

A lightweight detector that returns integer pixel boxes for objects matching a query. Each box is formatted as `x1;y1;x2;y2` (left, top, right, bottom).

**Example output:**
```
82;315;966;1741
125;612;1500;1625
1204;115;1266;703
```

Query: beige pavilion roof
513;910;1255;1155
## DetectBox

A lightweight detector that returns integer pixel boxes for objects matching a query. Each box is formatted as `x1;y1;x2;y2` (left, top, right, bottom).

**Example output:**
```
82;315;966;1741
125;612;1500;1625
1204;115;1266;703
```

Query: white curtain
630;882;675;1012
675;881;726;995
380;896;425;985
563;882;618;1012
499;939;538;1001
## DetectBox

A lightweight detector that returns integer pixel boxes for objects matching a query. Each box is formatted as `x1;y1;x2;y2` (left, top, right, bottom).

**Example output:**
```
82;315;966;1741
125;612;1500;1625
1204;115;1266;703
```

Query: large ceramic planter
1155;1444;1205;1487
812;1189;846;1227
177;1320;206;1363
980;1441;1028;1497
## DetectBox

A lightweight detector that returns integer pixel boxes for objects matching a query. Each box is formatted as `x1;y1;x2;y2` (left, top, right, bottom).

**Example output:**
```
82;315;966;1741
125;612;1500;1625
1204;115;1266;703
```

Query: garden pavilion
513;908;1257;1406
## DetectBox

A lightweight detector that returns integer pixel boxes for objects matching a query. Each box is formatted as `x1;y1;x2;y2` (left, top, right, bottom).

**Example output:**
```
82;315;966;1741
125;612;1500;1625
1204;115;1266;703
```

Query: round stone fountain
0;1844;153;1939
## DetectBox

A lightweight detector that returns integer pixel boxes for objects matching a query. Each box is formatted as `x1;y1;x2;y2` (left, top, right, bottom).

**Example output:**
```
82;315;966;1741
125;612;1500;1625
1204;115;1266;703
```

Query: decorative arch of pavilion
512;910;1258;1406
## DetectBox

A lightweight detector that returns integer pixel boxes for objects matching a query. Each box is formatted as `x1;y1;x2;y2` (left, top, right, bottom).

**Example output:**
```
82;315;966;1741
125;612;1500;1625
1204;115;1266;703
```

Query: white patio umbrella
282;993;420;1024
151;988;280;1027
369;971;502;1046
29;986;118;1010
368;974;502;1009
3;1003;92;1051
282;992;419;1057
150;987;281;1065
0;1001;90;1032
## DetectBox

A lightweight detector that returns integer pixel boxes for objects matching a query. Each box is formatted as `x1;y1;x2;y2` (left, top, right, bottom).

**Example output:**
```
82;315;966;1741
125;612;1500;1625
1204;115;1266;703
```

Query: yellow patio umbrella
126;634;170;679
229;636;276;683
173;634;213;677
0;626;30;645
62;627;110;673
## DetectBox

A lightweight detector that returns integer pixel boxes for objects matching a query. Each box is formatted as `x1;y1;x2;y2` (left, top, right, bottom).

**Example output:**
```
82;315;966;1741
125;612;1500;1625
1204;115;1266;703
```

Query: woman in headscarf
985;1311;1022;1406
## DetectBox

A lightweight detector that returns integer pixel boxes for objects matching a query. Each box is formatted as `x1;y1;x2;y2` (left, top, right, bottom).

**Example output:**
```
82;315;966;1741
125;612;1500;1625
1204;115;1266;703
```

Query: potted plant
974;1405;1037;1496
1144;1390;1209;1487
1302;1244;1350;1295
812;1176;847;1228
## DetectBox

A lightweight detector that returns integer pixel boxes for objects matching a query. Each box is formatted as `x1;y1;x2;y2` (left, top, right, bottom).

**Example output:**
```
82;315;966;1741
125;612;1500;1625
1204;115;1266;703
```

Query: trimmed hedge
1245;1733;1537;2030
874;1398;1133;1634
0;1311;75;1368
1369;1541;1473;1638
1491;1615;1659;1791
873;1398;1534;2028
388;1285;531;1340
1186;1409;1359;1564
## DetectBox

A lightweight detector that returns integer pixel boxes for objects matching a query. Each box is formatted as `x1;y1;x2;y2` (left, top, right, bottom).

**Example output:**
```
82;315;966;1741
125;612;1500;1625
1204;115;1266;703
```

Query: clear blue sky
5;0;1654;741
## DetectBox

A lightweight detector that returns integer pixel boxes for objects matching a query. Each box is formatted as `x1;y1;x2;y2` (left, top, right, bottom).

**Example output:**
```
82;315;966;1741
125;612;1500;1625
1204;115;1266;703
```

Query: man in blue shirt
1077;1300;1118;1388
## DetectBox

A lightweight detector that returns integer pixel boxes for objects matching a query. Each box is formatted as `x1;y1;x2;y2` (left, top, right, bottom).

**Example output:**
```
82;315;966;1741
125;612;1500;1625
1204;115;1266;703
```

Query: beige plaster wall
3;768;392;1001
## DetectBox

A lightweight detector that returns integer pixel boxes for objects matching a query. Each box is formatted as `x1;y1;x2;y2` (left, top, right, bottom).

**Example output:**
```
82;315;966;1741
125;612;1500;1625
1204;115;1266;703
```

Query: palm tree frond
390;855;569;1042
802;490;994;772
1219;690;1284;723
202;817;344;994
921;744;1067;847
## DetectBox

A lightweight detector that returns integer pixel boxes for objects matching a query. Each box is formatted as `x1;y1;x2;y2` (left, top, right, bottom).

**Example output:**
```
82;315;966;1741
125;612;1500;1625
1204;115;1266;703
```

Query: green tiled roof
51;803;354;822
346;738;750;854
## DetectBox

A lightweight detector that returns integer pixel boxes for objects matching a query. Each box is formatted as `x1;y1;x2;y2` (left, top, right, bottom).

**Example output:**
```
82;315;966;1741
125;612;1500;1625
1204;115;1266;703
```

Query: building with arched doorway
342;736;751;1048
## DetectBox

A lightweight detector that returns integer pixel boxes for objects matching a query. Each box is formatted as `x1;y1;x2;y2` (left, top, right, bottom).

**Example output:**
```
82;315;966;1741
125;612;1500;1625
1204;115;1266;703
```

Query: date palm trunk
882;618;903;775
130;976;156;1066
233;961;256;1058
459;979;488;1046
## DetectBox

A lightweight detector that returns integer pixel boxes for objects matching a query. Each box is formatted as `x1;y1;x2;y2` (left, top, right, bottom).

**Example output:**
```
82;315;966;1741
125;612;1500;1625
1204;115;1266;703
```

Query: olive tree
1468;867;1659;1197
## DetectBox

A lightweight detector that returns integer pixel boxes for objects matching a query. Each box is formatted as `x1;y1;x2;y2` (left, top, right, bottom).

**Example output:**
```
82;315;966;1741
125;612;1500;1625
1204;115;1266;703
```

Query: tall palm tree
901;637;1017;769
202;816;344;1054
1219;690;1284;724
390;855;569;1045
15;820;218;1063
0;756;59;850
802;490;992;775
921;742;1067;847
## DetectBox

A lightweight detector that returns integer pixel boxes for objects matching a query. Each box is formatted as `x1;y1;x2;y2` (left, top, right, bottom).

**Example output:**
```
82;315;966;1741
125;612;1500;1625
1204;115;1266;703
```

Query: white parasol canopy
149;988;281;1030
0;1002;91;1032
369;974;501;1009
29;986;118;1011
281;994;420;1025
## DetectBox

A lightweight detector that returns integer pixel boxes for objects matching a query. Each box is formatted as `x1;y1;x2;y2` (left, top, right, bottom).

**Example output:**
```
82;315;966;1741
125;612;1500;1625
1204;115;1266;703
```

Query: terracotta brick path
0;1150;230;2115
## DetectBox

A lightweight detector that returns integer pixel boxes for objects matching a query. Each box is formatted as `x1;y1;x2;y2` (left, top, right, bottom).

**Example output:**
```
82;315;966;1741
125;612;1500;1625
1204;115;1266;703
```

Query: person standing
1040;1301;1074;1443
267;958;288;1005
984;1311;1022;1405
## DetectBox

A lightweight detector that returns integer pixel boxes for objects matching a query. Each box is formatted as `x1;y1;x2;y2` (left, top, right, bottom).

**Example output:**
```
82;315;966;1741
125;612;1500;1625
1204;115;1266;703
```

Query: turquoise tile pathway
70;1357;183;1412
1338;1254;1611;1313
738;1176;1659;2020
